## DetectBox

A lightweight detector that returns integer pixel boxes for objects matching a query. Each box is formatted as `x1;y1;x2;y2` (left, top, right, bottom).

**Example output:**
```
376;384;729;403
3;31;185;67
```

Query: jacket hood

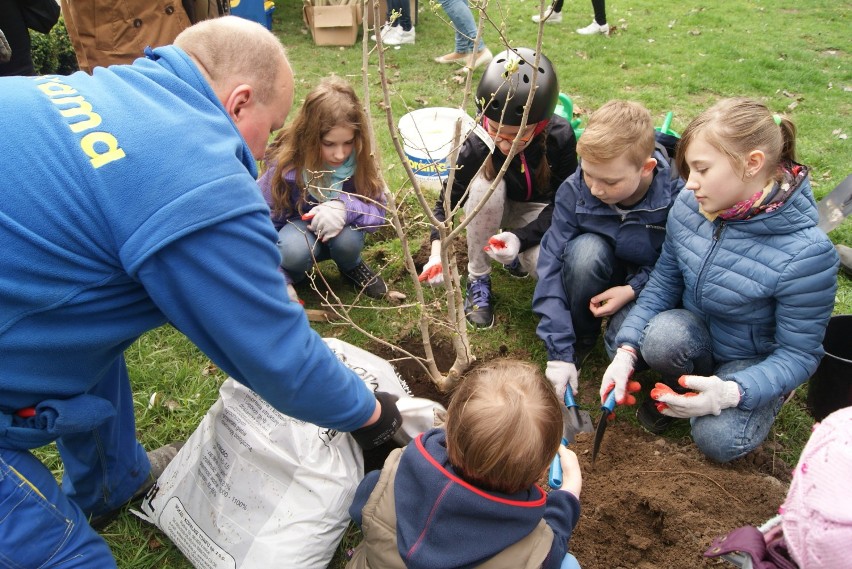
394;429;548;569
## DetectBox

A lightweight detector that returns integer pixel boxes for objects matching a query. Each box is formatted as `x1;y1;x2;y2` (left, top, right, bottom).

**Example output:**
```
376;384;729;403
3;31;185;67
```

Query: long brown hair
262;77;383;217
676;97;797;183
445;359;562;494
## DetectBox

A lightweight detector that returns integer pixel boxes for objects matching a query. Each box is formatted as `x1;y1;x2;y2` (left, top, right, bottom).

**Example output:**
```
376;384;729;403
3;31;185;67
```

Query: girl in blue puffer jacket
598;97;839;463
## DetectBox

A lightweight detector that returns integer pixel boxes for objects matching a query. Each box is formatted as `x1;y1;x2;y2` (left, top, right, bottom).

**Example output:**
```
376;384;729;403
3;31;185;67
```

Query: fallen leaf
668;19;676;28
148;537;163;550
575;51;588;60
165;399;181;411
832;129;843;135
201;363;218;376
688;29;701;36
648;38;655;43
451;74;465;84
787;101;798;111
840;134;848;140
844;85;852;92
148;392;162;409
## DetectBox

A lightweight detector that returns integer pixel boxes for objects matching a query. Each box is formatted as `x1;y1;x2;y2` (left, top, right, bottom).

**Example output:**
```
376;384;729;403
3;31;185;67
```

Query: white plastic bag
136;338;444;569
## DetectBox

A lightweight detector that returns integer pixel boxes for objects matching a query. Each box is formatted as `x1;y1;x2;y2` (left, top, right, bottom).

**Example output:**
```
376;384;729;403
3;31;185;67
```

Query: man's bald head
174;15;292;106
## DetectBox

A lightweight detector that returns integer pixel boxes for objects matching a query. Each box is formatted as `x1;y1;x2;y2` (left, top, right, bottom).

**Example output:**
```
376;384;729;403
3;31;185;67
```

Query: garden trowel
591;389;617;465
547;389;593;489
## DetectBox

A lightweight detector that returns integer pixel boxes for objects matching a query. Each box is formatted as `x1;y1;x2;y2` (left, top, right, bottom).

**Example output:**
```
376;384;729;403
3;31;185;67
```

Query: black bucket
807;314;852;421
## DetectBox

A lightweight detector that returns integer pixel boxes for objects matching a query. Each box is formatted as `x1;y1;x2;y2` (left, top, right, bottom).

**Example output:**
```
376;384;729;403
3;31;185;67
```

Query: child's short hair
444;359;562;494
675;97;797;182
576;100;656;169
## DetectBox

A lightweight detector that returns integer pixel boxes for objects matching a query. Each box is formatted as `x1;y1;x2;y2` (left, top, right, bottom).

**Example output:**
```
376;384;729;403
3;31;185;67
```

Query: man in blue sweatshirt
0;16;400;566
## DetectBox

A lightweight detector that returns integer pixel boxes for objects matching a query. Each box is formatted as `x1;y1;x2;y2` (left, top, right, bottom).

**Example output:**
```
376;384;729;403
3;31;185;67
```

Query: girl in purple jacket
259;77;388;299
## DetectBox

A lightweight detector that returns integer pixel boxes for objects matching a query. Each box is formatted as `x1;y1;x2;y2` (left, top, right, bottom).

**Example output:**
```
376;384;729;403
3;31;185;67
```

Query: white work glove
546;360;579;400
418;240;444;285
651;375;741;418
302;200;347;242
483;232;521;264
599;346;638;405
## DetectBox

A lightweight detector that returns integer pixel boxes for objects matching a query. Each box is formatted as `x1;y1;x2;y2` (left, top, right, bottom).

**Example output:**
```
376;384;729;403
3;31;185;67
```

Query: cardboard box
365;0;417;28
303;4;363;46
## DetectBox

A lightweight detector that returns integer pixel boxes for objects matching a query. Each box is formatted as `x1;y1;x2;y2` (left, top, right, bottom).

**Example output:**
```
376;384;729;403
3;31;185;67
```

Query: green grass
37;0;850;566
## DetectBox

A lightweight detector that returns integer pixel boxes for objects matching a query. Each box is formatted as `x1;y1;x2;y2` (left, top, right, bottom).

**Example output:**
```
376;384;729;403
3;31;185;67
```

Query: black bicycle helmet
475;47;559;126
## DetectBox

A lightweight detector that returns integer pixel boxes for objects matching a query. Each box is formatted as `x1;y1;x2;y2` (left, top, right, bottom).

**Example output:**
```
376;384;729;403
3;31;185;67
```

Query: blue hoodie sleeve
134;210;378;432
349;469;382;528
541;490;581;569
533;169;584;362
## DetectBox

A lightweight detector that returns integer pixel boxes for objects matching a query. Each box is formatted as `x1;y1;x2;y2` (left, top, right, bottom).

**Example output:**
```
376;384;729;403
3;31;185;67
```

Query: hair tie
773;114;782;126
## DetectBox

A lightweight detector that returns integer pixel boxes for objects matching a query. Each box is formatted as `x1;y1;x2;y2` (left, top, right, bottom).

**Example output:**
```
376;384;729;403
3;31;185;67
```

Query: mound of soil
369;338;791;569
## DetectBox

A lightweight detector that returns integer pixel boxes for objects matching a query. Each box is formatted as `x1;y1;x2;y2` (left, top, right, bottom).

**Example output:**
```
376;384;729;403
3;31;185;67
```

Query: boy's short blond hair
445;360;562;494
576;100;656;169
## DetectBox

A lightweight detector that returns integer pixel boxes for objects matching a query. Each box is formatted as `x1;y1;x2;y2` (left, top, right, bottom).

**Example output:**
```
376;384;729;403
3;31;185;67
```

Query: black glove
351;391;403;450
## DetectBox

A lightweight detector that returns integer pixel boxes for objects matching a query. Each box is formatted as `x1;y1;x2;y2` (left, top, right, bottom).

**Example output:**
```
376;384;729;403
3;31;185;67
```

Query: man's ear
223;84;253;123
641;157;657;176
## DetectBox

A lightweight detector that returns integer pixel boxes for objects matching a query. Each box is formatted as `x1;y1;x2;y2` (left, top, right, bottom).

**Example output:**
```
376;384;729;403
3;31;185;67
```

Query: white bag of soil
135;338;443;569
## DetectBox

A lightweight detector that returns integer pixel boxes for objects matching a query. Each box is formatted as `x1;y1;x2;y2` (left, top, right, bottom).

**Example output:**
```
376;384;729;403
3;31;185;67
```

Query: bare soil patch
368;337;790;569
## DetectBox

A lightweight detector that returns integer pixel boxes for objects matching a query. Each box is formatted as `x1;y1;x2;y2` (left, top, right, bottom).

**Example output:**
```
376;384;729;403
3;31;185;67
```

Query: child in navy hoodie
347;360;582;569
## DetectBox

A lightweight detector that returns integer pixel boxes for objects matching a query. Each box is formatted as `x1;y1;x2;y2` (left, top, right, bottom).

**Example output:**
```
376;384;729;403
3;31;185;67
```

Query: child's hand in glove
599;347;639;405
651;375;741;418
483;232;520;264
546;360;578;399
302;200;347;242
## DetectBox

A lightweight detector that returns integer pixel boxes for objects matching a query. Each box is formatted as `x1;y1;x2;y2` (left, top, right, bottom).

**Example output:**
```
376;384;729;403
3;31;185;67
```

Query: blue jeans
436;0;485;54
561;233;636;362
0;356;149;566
386;0;412;30
277;219;366;280
639;309;784;463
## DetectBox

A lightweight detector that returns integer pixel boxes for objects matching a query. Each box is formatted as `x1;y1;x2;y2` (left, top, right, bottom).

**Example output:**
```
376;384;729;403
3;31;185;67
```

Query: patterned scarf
712;163;806;222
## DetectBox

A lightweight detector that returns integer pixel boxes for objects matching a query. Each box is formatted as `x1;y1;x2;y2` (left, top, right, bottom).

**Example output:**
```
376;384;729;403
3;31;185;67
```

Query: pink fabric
781;406;852;568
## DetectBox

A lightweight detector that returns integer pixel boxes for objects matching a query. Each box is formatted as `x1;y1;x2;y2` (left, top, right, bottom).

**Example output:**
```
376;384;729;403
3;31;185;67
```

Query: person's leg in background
434;0;492;68
0;447;118;567
56;356;151;520
576;0;609;35
531;0;564;24
382;0;416;45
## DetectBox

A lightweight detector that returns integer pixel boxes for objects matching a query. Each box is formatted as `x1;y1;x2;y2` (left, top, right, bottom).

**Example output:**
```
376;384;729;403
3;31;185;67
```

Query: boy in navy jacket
534;100;684;402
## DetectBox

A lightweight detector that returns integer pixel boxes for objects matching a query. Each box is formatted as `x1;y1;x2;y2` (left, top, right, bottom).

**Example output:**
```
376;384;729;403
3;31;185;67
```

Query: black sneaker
464;275;494;328
502;257;529;278
90;442;183;530
341;261;387;299
636;398;675;435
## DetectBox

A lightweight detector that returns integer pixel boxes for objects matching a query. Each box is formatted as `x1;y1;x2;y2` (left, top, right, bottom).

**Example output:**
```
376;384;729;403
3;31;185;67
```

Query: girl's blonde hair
445;360;562;494
675;97;797;182
263;77;383;216
577;100;656;169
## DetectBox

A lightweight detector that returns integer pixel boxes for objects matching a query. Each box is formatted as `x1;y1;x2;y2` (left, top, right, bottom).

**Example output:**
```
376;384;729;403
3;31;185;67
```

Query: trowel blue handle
564;388;578;409
548;437;569;489
602;389;617;414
